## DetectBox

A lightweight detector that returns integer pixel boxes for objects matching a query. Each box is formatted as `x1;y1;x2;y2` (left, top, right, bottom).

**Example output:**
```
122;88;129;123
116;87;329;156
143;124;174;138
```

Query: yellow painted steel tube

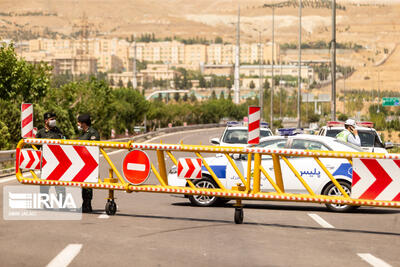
100;148;126;186
281;156;315;196
272;154;285;192
151;164;167;187
259;165;282;194
246;153;252;192
224;153;247;187
314;157;350;198
156;150;168;186
166;151;177;165
253;153;261;194
195;152;226;190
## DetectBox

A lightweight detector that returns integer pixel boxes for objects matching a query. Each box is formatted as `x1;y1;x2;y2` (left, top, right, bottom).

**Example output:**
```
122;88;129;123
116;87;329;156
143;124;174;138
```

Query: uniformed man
336;119;361;146
77;114;100;213
36;112;66;206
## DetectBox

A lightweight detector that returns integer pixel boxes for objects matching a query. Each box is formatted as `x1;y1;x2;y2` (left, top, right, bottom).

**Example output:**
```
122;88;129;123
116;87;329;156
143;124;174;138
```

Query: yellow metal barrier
15;138;400;223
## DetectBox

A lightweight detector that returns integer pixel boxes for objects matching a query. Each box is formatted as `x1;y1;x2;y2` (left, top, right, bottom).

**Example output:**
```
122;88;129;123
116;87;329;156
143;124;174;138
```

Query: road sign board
382;97;400;106
42;144;99;182
19;149;44;170
21;103;33;138
122;150;151;185
177;158;202;179
352;158;400;201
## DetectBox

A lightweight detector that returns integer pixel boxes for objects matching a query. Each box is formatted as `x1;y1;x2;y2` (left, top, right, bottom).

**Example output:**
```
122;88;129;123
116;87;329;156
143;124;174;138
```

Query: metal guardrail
0;123;223;177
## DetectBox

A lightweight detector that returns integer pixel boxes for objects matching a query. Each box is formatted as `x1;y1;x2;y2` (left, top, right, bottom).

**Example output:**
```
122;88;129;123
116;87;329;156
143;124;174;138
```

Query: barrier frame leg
105;169;117;215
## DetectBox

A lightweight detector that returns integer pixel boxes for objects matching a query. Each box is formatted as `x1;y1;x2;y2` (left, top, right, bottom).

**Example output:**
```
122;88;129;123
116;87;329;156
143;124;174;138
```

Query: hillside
2;0;400;92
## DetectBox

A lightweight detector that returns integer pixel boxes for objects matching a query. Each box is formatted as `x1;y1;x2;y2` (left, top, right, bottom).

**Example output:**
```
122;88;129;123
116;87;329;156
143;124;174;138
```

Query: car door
225;139;288;191
281;138;334;194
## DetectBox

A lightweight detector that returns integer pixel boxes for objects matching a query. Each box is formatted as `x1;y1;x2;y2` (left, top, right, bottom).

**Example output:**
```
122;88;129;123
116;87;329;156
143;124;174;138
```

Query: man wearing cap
336;119;361;146
77;114;100;213
36;112;66;205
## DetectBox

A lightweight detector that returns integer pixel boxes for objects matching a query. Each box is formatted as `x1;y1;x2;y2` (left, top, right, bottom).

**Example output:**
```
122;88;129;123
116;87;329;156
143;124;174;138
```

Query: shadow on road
113;211;400;238
171;201;400;214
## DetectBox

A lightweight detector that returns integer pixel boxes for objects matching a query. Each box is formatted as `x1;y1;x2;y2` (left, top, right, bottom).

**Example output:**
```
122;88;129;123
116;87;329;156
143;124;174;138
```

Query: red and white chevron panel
177;158;202;179
248;106;261;144
21;103;33;138
19;149;44;170
352;158;400;201
42;144;99;183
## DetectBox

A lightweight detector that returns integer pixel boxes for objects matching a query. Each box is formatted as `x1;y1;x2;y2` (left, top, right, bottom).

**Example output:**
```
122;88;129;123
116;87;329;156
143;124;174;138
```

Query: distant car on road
169;134;366;212
210;124;273;147
318;121;393;153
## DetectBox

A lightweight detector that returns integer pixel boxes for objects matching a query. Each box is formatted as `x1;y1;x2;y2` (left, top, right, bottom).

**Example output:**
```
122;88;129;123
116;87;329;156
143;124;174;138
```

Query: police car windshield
223;129;272;144
326;129;384;148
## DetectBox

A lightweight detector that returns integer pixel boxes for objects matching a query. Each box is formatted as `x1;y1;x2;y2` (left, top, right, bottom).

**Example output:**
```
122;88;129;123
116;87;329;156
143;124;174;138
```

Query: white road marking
127;163;145;171
46;244;82;267
308;213;334;228
357;253;392;267
0;177;16;184
98;213;109;219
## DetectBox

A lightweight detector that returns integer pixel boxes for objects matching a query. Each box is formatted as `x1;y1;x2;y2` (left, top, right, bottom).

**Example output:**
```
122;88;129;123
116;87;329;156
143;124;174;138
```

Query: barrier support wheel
105;200;117;215
234;198;244;224
105;189;117;215
234;207;244;224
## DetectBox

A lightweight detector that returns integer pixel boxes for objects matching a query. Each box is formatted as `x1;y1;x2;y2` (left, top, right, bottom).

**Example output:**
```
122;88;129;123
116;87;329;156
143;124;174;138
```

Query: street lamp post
253;28;267;119
297;0;302;128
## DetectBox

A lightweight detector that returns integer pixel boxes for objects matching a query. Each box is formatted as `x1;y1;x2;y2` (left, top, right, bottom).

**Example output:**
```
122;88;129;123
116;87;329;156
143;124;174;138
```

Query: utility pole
258;32;263;116
378;70;380;113
271;6;275;129
234;6;241;104
330;0;337;121
133;40;137;89
297;0;302;128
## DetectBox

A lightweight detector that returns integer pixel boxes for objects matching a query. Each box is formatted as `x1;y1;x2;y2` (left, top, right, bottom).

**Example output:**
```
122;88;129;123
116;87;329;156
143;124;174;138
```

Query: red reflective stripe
21;103;31;112
72;146;98;182
22;113;32;127
248;121;260;132
48;145;72;180
177;160;183;176
185;158;195;177
25;150;35;169
352;170;361;187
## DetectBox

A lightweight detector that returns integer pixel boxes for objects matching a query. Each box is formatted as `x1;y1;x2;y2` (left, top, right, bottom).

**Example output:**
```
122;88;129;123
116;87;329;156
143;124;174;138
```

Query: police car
168;132;365;212
318;121;393;153
210;123;273;147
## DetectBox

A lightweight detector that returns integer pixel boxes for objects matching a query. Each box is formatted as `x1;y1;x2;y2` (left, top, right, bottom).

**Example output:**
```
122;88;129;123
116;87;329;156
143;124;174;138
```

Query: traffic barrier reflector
19;149;43;170
177;158;202;179
248;106;260;144
42;144;99;182
352;158;400;201
21;103;33;138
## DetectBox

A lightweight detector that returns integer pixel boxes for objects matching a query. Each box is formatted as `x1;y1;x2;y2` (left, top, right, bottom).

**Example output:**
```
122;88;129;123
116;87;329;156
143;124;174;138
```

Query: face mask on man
48;119;56;128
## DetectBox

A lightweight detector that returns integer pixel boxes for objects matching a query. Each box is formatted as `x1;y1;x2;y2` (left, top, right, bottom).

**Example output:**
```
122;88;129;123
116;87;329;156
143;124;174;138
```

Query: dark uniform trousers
78;127;100;211
36;127;66;204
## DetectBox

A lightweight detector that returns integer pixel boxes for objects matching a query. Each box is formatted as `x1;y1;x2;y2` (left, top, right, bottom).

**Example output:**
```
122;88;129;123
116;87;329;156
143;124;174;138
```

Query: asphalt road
1;128;399;267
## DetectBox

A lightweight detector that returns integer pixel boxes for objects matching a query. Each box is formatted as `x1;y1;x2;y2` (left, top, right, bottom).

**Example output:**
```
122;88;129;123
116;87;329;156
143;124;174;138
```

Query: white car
318;121;393;153
168;134;365;212
211;125;273;147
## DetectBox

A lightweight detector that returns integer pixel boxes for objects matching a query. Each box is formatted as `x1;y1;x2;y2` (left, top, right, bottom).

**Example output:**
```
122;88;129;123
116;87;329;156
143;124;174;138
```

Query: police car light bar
326;121;374;128
260;122;269;128
278;128;303;136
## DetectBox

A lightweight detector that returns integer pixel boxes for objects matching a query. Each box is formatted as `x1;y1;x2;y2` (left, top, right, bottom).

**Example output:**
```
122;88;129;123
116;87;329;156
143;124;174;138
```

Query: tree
249;80;255;89
183;93;189;102
210;90;217;100
0;44;51;102
219;91;225;99
127;80;133;88
190;92;197;102
173;92;180;102
215;36;223;44
199;76;206;88
109;78;114;86
118;79;124;88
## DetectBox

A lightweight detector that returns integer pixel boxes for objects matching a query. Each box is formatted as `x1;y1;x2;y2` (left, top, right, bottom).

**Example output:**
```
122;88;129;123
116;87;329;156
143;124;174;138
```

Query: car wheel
188;177;219;207
323;181;356;212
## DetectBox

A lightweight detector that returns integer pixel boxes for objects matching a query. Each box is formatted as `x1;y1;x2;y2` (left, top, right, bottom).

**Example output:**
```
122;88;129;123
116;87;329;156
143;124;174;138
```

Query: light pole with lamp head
252;28;267;120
